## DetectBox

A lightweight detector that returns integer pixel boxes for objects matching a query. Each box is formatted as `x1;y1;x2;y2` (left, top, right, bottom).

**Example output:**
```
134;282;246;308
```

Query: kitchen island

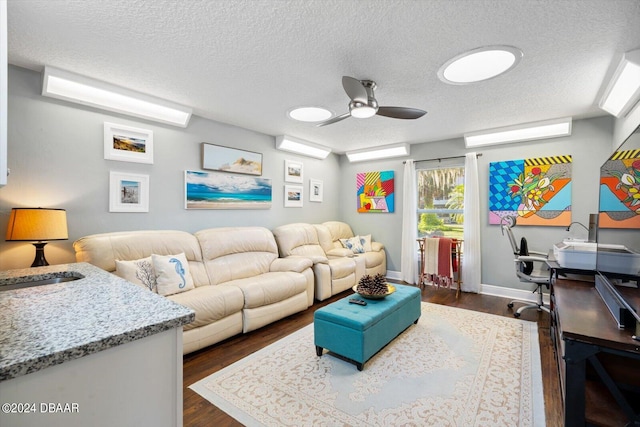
0;262;194;427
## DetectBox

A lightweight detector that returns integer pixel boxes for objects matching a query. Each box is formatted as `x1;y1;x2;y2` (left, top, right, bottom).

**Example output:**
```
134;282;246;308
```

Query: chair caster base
513;312;521;318
507;302;514;309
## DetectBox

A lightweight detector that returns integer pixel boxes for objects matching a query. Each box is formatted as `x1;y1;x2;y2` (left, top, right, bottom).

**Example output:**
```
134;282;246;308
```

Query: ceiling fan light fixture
288;106;332;122
350;104;377;119
438;45;523;85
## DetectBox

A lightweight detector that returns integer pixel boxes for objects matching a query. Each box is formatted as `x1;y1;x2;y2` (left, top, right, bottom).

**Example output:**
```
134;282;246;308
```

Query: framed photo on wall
309;178;323;202
284;184;303;207
201;143;263;176
104;122;154;164
284;159;303;183
109;171;149;212
184;170;272;209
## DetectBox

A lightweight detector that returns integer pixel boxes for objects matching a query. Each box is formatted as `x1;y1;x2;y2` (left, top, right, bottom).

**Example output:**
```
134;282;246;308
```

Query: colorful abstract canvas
599;148;640;229
488;155;572;226
357;171;394;213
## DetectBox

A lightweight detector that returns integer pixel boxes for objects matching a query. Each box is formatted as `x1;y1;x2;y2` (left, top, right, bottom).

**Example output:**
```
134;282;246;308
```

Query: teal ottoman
314;284;421;370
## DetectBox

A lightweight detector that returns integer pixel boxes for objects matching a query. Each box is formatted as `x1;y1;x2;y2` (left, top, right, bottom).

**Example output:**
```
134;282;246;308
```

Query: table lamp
5;207;69;267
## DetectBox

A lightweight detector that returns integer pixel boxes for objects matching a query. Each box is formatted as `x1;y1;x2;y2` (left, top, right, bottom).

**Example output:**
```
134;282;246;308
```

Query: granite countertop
0;262;194;382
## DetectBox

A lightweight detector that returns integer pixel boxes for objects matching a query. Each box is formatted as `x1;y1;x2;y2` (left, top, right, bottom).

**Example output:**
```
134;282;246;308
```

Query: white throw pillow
115;257;157;293
152;253;195;296
359;234;372;252
339;236;365;254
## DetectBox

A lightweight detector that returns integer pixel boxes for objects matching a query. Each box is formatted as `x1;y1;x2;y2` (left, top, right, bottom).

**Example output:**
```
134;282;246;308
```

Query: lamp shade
6;208;68;242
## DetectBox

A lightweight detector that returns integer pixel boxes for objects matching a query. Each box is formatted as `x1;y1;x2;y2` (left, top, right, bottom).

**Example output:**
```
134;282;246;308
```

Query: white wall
339;116;615;290
0;66;341;270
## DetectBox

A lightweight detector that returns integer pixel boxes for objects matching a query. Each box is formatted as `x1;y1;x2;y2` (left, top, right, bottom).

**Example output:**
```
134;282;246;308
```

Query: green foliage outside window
417;166;465;239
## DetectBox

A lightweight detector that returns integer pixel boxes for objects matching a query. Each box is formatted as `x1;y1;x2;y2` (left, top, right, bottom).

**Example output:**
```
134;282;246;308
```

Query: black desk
551;279;640;426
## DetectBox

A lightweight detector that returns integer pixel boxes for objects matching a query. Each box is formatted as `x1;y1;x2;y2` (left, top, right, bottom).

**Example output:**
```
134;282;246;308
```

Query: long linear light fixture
42;66;193;127
275;135;331;159
464;117;572;148
599;49;640;117
346;143;410;163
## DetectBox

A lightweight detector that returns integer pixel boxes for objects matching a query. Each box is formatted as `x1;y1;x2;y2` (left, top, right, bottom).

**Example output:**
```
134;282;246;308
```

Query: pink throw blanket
436;237;453;288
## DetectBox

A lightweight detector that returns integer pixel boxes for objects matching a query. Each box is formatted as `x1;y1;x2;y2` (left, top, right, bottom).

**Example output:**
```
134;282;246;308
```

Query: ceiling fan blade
376;106;427;119
316;112;351;127
342;76;368;103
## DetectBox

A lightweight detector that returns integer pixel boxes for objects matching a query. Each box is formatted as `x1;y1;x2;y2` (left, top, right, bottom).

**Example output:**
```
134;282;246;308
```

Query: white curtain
462;152;481;293
401;159;418;284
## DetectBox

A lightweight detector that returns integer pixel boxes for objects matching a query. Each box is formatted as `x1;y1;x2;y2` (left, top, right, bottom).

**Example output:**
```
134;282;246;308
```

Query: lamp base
31;242;50;267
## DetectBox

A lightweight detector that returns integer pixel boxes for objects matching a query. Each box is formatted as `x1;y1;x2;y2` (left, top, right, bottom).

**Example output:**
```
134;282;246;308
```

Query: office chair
501;222;551;318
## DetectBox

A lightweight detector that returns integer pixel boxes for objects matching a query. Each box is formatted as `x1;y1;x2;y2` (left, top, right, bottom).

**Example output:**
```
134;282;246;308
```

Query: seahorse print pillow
152;253;195;296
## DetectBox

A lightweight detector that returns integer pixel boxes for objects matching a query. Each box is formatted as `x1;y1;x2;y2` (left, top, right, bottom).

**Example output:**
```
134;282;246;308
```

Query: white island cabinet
0;263;194;427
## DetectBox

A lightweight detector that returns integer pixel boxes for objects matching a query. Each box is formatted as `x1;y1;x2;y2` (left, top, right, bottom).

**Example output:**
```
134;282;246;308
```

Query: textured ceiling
7;0;640;153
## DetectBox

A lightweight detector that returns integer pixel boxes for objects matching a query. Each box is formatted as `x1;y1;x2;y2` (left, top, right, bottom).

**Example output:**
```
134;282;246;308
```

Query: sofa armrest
308;255;329;264
371;241;384;252
325;248;354;258
271;256;313;273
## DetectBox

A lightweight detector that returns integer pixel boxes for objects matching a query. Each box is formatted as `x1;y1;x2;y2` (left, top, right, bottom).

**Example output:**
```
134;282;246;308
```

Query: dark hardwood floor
183;285;562;427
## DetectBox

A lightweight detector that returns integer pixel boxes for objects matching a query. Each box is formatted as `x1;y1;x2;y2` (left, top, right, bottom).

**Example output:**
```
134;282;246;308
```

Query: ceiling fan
317;76;427;127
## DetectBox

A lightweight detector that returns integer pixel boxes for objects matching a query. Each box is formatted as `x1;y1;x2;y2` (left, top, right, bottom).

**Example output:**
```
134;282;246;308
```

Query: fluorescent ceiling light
346;143;409;162
275;135;331;159
42;66;192;127
599;49;640;117
288;106;332;122
438;46;523;85
464;117;572;148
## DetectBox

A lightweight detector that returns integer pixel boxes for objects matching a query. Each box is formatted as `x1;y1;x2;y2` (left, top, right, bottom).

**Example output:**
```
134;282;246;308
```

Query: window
416;164;465;239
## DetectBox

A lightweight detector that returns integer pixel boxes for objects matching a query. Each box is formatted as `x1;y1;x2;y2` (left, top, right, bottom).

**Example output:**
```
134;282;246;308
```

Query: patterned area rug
190;302;545;426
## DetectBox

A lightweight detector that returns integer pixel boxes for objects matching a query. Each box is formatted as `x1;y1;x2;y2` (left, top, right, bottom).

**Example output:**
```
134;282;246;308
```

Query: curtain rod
403;153;482;164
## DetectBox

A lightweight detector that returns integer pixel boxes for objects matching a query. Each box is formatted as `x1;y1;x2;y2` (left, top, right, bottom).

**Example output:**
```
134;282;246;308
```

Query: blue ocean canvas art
185;170;272;209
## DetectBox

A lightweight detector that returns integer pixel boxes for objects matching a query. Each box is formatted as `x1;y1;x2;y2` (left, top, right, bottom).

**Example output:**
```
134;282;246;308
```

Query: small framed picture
284;185;303;208
109;171;149;212
309;178;323;202
201;143;263;176
284;159;303;183
104;122;154;164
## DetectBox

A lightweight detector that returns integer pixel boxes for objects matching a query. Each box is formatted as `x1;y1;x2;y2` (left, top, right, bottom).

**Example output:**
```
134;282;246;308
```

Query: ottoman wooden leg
315;346;323;357
356;362;364;371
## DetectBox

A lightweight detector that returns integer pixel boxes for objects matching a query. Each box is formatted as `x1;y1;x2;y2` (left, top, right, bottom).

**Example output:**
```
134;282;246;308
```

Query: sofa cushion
223;272;308;309
115;256;157;292
322;221;355;241
167;285;244;331
196;227;279;285
152;253;195;296
73;230;210;287
272;223;327;258
359;251;385;268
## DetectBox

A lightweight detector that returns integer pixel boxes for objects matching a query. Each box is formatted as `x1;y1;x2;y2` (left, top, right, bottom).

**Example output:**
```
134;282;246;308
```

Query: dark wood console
551;278;640;426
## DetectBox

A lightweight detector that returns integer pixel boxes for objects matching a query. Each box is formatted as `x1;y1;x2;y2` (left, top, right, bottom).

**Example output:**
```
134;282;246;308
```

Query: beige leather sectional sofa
73;222;385;353
74;227;314;354
273;221;386;301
